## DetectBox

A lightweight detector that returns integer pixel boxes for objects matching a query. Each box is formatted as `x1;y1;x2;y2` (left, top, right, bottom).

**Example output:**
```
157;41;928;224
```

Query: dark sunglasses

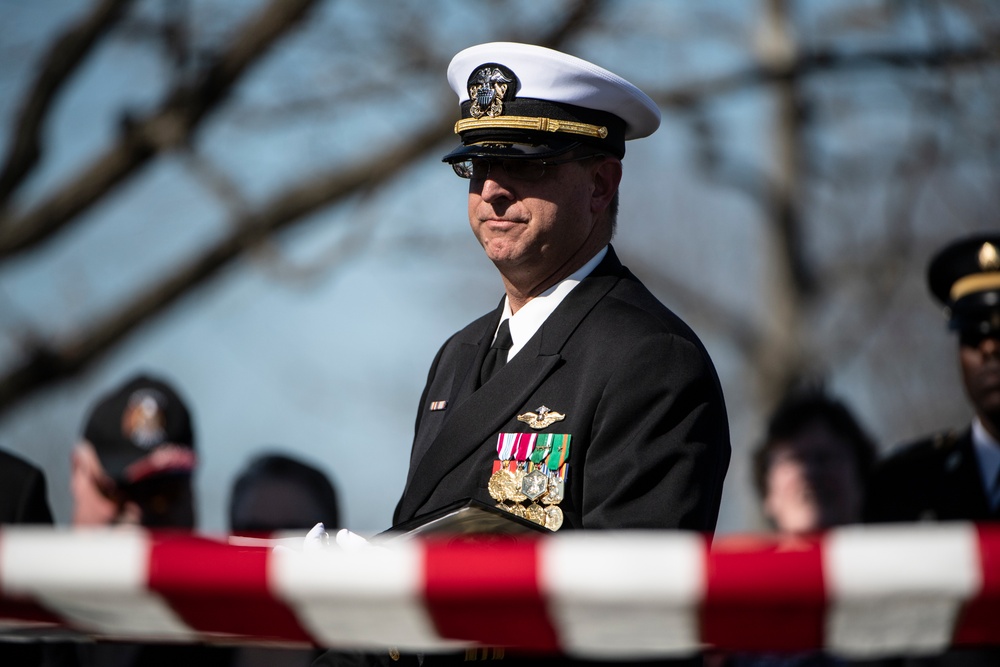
451;154;605;182
959;327;1000;349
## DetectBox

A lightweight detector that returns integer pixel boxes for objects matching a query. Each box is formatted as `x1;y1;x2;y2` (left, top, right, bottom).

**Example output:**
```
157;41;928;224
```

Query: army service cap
442;42;661;162
928;233;1000;335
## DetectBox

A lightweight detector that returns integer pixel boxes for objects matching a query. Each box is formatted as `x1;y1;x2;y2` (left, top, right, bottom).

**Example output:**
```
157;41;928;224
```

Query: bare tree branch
0;112;454;416
650;40;1000;113
0;0;134;209
180;149;251;217
0;0;609;416
0;0;320;261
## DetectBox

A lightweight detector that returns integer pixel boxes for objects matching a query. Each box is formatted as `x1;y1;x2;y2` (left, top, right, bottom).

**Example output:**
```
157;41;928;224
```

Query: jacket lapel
946;431;994;518
395;248;626;523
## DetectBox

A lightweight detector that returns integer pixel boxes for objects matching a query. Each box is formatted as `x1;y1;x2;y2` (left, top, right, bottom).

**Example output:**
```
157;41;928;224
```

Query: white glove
268;522;330;554
303;522;331;552
272;523;379;554
334;527;373;552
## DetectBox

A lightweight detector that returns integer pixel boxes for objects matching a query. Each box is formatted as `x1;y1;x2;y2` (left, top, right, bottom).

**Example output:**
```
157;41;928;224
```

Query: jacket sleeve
581;332;730;531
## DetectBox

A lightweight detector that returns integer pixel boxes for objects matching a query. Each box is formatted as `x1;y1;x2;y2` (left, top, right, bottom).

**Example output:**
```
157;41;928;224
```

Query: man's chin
485;248;527;269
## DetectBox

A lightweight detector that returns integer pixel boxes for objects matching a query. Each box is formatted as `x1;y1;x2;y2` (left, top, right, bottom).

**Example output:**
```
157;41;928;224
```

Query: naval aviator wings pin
517;405;565;430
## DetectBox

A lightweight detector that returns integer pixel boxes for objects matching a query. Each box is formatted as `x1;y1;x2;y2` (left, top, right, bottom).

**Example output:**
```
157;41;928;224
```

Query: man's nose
981;335;1000;357
477;173;513;202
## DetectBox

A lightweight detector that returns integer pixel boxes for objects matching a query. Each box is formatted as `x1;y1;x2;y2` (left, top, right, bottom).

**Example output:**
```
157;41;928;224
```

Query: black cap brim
950;290;1000;332
442;138;583;163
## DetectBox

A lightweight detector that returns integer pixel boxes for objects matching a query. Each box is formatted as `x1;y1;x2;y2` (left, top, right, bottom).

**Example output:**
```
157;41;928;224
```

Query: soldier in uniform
316;42;731;667
864;233;1000;667
866;234;1000;525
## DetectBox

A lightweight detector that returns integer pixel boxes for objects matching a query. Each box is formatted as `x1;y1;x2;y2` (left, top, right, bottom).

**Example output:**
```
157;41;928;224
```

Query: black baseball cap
82;374;196;486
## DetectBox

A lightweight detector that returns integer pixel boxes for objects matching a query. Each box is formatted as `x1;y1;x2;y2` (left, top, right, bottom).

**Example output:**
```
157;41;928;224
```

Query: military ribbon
496;433;515;461
511;433;536;461
547;434;571;471
531;434;553;465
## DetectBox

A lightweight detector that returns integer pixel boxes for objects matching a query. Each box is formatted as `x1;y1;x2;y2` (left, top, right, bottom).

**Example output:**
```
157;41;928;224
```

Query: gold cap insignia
121;389;168;448
978;242;1000;271
468;65;513;119
517;405;566;430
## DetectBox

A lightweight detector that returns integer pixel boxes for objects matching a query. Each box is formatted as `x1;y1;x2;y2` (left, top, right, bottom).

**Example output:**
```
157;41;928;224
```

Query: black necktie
479;319;513;387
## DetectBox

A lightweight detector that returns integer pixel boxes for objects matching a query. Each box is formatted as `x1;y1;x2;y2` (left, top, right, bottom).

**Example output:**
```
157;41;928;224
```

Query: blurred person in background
71;373;198;529
866;233;1000;526
864;233;1000;667
0;447;59;666
708;388;877;667
1;447;54;525
753;387;876;535
70;373;231;667
228;451;340;666
229;451;340;536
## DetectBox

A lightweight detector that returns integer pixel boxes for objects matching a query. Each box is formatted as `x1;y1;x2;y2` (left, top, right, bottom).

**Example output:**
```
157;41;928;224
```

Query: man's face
959;329;1000;430
467;155;614;288
70;442;128;526
70;441;195;528
763;426;863;534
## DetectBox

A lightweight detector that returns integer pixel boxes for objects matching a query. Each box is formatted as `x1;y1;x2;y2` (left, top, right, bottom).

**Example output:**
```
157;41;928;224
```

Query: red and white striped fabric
0;523;998;658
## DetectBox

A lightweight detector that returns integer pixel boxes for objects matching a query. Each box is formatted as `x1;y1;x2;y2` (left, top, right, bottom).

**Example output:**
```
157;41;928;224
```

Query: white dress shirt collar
972;417;1000;504
493;246;608;361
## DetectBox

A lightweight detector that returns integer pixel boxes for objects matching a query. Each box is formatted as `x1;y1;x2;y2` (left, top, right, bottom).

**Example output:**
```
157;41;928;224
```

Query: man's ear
591;158;622;215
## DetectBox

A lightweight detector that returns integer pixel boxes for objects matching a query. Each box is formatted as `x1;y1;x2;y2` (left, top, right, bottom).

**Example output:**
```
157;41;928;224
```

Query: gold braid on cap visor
951;273;1000;301
455;116;609;139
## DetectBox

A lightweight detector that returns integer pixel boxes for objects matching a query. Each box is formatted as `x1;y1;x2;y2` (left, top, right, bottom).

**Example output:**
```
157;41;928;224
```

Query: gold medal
507;502;527;518
542;475;564;504
525;502;546;526
510;467;528;503
544;505;564;531
488;468;517;501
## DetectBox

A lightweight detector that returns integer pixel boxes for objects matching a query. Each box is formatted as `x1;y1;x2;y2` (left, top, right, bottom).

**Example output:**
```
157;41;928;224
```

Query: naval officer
393;41;731;536
317;41;731;667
